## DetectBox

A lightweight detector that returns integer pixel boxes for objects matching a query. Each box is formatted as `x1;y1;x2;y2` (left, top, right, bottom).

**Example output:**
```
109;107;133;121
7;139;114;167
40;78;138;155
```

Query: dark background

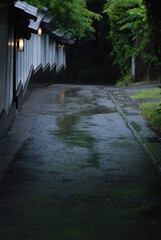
66;0;121;84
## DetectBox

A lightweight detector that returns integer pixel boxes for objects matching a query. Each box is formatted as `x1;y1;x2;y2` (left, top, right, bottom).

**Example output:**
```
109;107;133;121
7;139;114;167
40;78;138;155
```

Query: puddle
1;85;161;240
50;105;111;169
80;152;100;169
65;88;82;97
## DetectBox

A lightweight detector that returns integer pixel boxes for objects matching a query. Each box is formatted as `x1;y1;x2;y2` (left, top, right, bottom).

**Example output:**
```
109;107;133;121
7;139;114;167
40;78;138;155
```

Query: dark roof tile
28;12;44;31
42;15;53;24
14;1;37;17
14;0;76;44
52;28;64;38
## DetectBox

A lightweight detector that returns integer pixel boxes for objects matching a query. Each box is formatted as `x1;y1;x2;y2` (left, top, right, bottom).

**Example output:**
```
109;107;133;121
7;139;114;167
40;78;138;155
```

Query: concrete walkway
0;84;161;240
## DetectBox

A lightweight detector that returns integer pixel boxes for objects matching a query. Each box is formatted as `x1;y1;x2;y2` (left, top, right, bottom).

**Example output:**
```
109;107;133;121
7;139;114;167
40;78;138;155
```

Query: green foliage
26;0;102;39
116;72;132;87
131;88;161;132
51;0;101;39
140;101;161;131
145;1;161;62
131;88;161;100
104;0;156;75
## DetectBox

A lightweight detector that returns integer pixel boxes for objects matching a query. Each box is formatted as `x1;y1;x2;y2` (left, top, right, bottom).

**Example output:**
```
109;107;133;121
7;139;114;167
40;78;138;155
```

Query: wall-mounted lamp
8;41;14;47
17;38;24;52
58;44;64;48
38;28;42;36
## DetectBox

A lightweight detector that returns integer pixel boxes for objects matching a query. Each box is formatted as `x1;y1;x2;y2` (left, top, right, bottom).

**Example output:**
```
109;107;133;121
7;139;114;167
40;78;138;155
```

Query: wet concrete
0;84;161;240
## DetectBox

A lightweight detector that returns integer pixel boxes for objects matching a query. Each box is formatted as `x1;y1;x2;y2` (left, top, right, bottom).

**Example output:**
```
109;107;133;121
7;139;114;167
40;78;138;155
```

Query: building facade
0;0;74;138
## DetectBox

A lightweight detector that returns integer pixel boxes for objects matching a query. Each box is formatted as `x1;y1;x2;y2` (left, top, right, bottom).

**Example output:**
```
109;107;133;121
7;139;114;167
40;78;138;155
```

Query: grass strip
131;88;161;132
131;88;161;100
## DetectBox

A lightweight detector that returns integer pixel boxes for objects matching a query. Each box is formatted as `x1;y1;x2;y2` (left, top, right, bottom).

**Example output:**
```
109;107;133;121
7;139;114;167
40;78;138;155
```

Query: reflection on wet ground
0;84;161;240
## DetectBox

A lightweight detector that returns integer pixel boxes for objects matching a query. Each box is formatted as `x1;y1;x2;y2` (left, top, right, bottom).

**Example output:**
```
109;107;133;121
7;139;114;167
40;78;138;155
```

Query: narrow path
0;84;161;240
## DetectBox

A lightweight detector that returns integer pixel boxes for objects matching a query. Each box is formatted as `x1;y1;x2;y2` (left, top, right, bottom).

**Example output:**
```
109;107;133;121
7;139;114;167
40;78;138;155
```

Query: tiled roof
14;1;37;18
52;29;64;38
42;15;53;24
63;32;72;41
29;12;45;31
68;38;76;45
14;0;76;44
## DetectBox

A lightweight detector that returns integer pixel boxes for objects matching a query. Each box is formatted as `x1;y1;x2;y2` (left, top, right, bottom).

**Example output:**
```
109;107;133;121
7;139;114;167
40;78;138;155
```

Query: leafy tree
26;0;101;39
65;0;120;84
104;0;156;75
145;0;161;62
27;0;121;83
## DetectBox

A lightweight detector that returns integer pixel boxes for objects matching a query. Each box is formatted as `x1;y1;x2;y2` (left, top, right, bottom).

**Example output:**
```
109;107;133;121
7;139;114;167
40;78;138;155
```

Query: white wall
5;27;14;113
0;27;8;113
0;7;18;115
1;27;67;115
16;33;67;90
41;34;49;68
49;39;56;67
56;45;66;71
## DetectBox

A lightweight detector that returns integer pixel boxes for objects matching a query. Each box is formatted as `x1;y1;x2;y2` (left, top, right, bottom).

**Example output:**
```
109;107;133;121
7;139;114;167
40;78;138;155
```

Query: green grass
129;80;150;87
131;88;161;100
140;102;161;131
116;73;132;87
116;73;150;87
131;88;161;132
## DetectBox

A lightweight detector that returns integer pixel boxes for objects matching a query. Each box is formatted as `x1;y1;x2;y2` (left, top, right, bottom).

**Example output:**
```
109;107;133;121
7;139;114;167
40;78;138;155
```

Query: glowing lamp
38;28;42;36
58;44;64;48
17;38;24;52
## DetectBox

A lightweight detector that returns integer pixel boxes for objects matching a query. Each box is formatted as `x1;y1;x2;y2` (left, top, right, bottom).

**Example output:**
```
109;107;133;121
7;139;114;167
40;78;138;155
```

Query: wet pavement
0;84;161;240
